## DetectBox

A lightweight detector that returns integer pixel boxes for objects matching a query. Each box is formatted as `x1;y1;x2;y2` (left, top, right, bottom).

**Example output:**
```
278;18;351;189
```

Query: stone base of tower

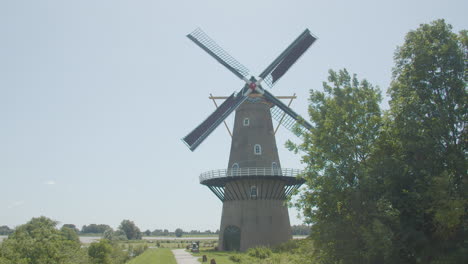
218;199;292;252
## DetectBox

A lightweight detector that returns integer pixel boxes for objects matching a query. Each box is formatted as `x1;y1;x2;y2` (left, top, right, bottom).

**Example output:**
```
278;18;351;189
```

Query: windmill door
223;225;241;251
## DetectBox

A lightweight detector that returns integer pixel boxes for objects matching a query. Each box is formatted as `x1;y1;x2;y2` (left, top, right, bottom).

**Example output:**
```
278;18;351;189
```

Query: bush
229;254;245;262
273;239;303;253
175;228;183;237
88;240;113;264
130;244;148;257
247;247;272;259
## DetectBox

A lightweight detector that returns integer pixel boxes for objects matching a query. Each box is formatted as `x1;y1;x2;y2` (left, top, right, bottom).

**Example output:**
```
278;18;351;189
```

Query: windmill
182;28;316;251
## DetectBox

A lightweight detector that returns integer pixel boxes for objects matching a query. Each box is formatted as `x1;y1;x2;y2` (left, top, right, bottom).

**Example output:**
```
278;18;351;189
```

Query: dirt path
171;249;199;264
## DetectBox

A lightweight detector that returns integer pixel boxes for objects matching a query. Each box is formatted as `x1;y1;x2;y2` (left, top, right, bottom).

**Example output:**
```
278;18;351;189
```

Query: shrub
247;246;272;259
131;244;147;257
273;239;302;253
229;254;245;262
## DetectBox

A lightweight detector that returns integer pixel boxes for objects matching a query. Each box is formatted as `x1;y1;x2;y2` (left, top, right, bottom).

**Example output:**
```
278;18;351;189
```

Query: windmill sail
270;105;310;135
183;28;316;151
187;28;250;80
182;88;249;151
259;29;316;88
263;89;312;135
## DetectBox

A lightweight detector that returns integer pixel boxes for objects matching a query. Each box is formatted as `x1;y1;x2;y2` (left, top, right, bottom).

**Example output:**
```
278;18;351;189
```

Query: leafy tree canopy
118;220;142;240
385;19;467;263
291;19;466;264
174;228;183;238
288;68;386;263
81;224;112;234
0;216;86;264
62;224;80;234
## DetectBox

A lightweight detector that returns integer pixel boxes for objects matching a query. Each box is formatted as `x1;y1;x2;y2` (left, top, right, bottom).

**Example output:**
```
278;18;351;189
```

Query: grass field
148;239;217;249
192;249;237;264
127;248;177;264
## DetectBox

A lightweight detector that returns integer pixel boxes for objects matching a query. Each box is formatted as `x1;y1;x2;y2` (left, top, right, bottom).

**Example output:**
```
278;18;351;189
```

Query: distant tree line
0;226;13;236
3;222;304;237
2;221;223;240
147;228;219;237
291;225;311;236
81;224;112;234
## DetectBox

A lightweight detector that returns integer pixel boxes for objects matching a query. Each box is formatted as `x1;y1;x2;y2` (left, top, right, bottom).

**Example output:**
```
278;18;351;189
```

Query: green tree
118;220;142;240
174;228;183;238
102;228;128;241
0;216;85;264
291;225;311;236
60;226;80;243
288;69;388;263
0;226;12;236
62;224;80;234
382;19;467;263
81;224;111;234
88;240;113;264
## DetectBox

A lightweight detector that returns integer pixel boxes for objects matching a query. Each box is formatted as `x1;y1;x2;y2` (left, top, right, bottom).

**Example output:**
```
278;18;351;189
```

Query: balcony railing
199;167;302;183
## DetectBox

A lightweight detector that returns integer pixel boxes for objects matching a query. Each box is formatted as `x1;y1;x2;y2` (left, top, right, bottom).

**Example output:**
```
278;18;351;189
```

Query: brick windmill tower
182;28;316;251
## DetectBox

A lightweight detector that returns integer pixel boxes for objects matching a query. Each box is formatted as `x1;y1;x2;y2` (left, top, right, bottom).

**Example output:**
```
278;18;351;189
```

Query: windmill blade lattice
187;28;250;80
270;105;309;135
263;89;312;135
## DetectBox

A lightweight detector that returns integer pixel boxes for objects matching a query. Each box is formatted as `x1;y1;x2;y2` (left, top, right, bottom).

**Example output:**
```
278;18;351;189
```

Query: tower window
231;163;239;176
250;186;257;198
254;144;262;155
272;162;278;175
243;118;250;126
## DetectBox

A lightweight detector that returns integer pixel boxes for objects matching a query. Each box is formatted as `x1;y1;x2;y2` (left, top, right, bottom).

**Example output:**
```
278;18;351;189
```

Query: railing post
199;168;302;183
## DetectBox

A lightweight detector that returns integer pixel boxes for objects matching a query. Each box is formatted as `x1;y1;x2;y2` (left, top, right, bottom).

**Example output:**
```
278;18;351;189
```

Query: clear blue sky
1;0;467;232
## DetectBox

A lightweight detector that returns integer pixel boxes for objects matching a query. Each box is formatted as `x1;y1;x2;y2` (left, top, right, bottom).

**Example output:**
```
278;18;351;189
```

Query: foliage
383;19;467;263
62;224;80;234
174;228;183;238
288;68;386;263
103;228;128;241
118;220;142;240
247;247;272;259
193;240;315;264
81;224;112;234
128;244;148;257
290;19;467;264
290;225;310;236
0;226;13;236
60;226;80;243
0;216;86;264
273;238;316;264
229;253;245;262
88;240;113;264
88;239;133;264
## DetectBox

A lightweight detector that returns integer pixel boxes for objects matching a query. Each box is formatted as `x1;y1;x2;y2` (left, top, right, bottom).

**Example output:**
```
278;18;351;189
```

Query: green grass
146;239;217;249
144;234;218;238
188;239;316;264
192;249;237;264
126;248;176;264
